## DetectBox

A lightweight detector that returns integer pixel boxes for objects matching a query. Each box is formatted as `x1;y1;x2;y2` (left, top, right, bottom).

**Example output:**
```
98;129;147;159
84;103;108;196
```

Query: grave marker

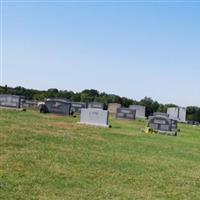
71;102;87;114
88;102;104;109
0;94;24;109
116;108;136;120
129;105;146;119
79;108;110;127
45;99;71;115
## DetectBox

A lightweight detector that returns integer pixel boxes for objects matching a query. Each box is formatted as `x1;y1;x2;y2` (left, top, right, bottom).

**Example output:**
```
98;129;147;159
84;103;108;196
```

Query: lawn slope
0;109;200;200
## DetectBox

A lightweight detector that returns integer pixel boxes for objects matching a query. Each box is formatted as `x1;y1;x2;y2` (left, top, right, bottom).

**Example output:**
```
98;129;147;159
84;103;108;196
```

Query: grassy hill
0;109;200;200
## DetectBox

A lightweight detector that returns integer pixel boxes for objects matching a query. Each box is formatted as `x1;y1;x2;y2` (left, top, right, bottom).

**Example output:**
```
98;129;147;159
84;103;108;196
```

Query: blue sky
1;0;200;106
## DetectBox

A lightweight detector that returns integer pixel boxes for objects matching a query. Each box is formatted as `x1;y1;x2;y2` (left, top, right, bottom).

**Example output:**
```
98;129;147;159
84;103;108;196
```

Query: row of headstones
0;94;44;110
0;94;182;135
0;94;185;124
0;95;169;128
0;94;104;112
0;94;25;109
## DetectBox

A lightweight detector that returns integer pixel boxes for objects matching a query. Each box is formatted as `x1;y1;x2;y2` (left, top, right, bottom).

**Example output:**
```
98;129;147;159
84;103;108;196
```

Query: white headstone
167;107;186;122
79;108;110;128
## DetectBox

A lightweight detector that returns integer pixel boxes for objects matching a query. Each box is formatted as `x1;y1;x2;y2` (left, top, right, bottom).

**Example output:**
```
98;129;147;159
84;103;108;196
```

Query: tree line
0;85;200;122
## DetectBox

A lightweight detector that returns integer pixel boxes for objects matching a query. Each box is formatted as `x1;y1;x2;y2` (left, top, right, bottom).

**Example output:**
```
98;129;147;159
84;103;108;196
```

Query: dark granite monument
44;99;71;115
148;115;178;136
0;94;25;109
116;108;136;120
22;100;39;110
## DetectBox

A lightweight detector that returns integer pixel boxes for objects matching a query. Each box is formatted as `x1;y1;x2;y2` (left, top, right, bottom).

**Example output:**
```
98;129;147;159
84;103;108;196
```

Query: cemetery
1;1;199;198
0;89;200;200
1;108;200;200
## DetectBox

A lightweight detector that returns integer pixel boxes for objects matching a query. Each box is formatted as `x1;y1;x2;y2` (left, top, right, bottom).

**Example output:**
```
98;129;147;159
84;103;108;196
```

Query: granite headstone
116;108;136;120
129;105;146;119
88;102;104;110
79;108;110;127
22;100;39;109
153;112;169;117
148;115;177;135
71;102;87;114
45;99;71;115
0;94;24;109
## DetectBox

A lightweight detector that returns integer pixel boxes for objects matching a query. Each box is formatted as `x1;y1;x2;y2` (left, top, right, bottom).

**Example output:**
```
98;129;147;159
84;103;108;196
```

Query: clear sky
1;0;200;106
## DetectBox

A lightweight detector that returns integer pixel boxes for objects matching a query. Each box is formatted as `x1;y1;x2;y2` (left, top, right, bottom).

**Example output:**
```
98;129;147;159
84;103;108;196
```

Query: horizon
1;1;200;107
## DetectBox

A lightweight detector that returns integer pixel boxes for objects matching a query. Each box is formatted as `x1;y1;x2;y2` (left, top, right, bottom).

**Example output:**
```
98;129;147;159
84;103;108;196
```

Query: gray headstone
45;99;71;115
153;112;169;117
116;108;136;120
0;94;24;108
129;105;146;119
148;115;177;135
88;102;104;109
79;108;109;127
148;116;171;131
71;102;87;114
22;100;39;109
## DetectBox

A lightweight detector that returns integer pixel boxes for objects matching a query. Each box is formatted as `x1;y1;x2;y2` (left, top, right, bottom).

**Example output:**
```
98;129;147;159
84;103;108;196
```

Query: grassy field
0;109;200;200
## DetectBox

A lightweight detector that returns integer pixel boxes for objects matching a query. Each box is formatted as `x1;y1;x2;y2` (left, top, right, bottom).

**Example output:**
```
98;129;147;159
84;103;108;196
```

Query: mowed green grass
0;109;200;200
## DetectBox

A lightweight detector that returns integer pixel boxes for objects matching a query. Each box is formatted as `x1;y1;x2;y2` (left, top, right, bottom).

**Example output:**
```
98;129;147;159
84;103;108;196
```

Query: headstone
0;94;24;109
79;108;110;127
153;112;169;117
167;107;186;123
129;105;146;119
148;115;177;136
45;99;71;115
88;102;104;109
116;108;136;120
108;103;121;115
71;102;87;114
22;100;39;109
